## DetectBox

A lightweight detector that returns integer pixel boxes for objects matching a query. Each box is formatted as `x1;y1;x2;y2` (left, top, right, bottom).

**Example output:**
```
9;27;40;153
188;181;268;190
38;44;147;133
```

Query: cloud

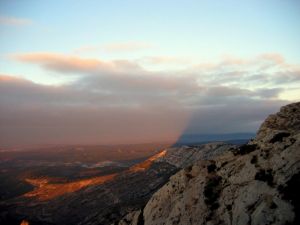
13;52;201;95
11;52;300;104
0;76;291;148
190;53;300;90
13;52;143;74
258;53;285;65
12;52;300;99
203;86;253;97
182;99;288;134
0;15;32;26
2;52;299;146
138;56;192;65
256;88;283;98
0;74;190;146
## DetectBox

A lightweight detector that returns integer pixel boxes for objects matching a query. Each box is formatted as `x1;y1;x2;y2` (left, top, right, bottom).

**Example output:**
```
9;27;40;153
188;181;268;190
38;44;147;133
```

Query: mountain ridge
117;102;300;225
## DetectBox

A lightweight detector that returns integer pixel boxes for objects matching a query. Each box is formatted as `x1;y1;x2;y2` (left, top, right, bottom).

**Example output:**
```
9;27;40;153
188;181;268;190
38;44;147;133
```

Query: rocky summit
117;102;300;225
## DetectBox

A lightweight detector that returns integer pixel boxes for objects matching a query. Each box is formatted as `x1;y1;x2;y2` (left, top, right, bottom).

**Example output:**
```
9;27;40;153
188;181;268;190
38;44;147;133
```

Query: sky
0;0;299;147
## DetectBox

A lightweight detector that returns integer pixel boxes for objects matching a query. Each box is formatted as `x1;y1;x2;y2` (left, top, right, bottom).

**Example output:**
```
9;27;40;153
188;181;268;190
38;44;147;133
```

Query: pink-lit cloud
13;52;143;74
138;56;192;65
0;15;32;26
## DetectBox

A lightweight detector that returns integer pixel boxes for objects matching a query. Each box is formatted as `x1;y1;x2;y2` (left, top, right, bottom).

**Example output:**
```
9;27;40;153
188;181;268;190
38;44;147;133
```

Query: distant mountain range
174;132;255;145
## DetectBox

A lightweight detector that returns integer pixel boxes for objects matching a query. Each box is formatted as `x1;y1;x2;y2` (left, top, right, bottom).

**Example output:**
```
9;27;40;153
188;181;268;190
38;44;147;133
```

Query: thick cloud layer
0;52;298;147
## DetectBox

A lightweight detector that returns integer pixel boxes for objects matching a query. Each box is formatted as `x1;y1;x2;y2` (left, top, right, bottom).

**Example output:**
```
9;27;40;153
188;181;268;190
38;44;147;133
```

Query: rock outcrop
156;142;234;168
118;102;300;225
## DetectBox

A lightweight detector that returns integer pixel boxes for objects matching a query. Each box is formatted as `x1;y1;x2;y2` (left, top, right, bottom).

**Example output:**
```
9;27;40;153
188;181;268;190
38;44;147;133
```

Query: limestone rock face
119;102;300;225
156;142;235;168
252;102;300;149
115;210;142;225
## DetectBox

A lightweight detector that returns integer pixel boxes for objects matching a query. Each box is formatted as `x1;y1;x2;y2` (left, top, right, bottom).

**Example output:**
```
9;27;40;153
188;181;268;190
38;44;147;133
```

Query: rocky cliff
117;102;300;225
